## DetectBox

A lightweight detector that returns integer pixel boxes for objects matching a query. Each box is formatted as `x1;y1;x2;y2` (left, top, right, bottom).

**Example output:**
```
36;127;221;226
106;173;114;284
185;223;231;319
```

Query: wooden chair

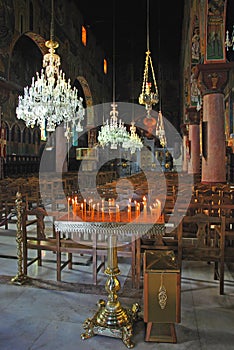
214;216;234;294
22;207;59;278
178;213;223;293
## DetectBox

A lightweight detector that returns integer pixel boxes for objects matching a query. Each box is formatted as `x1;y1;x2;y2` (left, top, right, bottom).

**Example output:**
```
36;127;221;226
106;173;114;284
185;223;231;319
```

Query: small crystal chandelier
16;0;84;134
98;103;131;150
128;121;143;154
138;0;159;117
98;4;143;153
225;25;234;51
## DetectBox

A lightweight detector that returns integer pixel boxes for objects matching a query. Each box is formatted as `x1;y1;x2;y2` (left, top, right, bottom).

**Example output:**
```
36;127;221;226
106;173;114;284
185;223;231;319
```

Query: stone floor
0;224;234;350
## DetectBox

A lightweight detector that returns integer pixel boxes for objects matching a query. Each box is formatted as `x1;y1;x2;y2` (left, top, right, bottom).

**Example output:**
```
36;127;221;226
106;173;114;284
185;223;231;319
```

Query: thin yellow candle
67;197;70;219
97;203;100;220
81;203;83;219
84;199;86;221
91;204;95;221
128;204;131;221
116;204;120;222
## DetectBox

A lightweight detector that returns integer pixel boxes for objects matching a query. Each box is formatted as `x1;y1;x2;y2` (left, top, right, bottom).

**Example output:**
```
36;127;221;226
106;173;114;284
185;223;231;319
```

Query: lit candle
91;204;95;221
128;204;131;221
109;208;113;222
88;199;93;215
143;197;147;221
116;204;120;222
137;203;140;218
97;203;100;220
72;198;76;216
84;199;86;220
67;197;71;219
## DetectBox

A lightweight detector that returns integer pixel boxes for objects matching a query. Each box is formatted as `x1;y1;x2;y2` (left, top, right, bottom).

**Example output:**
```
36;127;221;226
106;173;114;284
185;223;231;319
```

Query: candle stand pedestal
81;234;140;348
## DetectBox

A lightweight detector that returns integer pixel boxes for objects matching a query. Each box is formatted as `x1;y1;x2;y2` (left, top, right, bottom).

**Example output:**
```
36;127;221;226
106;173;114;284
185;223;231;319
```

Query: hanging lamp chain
138;0;159;114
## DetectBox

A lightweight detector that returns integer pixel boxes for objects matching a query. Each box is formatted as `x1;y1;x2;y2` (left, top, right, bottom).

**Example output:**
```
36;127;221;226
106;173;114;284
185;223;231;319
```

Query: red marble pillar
202;92;226;182
188;123;200;175
195;63;233;183
186;107;201;175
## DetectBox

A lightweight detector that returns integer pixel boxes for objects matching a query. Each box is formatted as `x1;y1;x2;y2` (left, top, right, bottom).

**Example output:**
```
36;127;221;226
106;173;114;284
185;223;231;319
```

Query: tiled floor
0;224;234;350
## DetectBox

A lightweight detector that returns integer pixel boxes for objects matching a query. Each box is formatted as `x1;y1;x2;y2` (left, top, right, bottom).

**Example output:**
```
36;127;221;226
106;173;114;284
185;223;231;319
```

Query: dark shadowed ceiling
77;0;184;64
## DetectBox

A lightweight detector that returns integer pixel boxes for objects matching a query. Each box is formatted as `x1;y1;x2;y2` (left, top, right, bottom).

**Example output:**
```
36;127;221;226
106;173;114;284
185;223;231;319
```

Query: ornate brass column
81;233;140;348
11;192;28;285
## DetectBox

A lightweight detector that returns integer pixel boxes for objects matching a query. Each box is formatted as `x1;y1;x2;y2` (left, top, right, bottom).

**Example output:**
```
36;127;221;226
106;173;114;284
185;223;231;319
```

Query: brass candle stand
81;233;140;348
11;192;29;285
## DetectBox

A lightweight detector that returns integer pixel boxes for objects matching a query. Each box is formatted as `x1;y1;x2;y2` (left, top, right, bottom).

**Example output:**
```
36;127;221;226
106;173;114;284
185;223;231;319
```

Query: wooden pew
178;213;223;293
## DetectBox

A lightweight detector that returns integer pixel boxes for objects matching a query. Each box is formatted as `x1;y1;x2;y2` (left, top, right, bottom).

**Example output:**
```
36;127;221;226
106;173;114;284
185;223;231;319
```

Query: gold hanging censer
139;50;159;117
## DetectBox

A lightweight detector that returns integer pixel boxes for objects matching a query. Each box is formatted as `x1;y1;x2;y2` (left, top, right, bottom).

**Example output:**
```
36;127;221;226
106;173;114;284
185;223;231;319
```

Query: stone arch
9;32;45;88
22;126;32;144
1;121;10;141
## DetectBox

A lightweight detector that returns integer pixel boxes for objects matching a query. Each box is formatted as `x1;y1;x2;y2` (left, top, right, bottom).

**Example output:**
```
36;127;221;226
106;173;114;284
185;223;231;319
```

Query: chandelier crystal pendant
138;0;159;117
16;0;84;134
225;25;234;51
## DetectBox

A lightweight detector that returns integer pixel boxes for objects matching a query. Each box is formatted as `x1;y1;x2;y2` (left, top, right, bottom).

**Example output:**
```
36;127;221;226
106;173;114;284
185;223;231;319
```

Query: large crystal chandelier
138;0;159;117
16;0;84;134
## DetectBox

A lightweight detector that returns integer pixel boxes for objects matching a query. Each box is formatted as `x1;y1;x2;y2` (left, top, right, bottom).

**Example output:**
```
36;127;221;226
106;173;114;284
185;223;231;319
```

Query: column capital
185;106;200;125
194;62;234;95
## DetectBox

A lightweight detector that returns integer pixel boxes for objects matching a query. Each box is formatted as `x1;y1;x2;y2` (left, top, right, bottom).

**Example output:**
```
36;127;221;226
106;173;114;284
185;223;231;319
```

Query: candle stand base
11;274;29;285
81;268;140;348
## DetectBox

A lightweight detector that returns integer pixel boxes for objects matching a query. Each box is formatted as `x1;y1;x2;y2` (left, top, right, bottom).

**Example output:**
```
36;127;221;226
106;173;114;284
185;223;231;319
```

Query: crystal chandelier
138;0;159;117
98;103;131;150
98;3;143;153
128;121;143;154
16;0;84;134
225;25;234;51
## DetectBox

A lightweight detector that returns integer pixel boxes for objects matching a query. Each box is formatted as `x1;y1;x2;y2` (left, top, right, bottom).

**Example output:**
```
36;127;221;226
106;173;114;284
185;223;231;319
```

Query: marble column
186;107;201;175
180;123;189;172
188;124;200;175
196;63;233;184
